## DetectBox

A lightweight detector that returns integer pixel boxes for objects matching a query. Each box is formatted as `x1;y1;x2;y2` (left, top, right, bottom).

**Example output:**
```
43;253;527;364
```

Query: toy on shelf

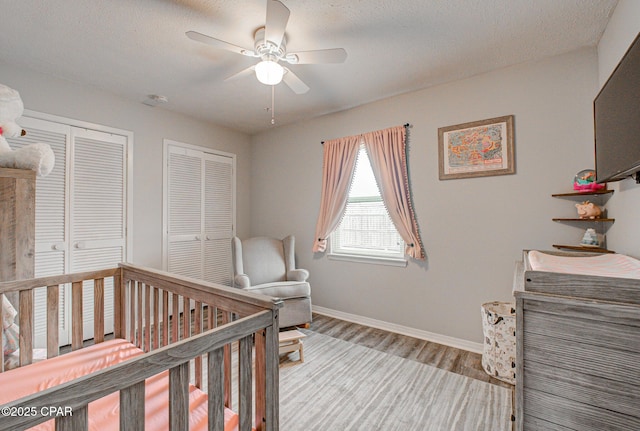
580;228;602;247
575;200;603;219
0;83;54;176
573;169;606;192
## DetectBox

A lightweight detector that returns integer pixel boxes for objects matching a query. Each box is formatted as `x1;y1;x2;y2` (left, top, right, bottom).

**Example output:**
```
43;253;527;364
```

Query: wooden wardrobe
0;167;35;304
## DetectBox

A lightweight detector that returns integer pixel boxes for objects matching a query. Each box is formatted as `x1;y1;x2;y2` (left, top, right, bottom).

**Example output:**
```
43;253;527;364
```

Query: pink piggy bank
575;201;602;219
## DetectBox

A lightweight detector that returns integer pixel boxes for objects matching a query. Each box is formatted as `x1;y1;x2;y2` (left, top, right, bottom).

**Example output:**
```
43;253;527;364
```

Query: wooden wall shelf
551;190;614;198
552;244;615;253
551;189;614;252
552;218;615;223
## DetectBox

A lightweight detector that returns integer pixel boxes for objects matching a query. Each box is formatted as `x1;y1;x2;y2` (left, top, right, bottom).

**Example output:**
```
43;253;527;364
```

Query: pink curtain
312;135;361;252
362;126;425;259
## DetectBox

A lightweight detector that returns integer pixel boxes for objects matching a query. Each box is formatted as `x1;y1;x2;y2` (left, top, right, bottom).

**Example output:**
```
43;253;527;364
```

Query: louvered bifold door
203;153;234;286
70;128;127;340
6;117;71;348
167;147;204;279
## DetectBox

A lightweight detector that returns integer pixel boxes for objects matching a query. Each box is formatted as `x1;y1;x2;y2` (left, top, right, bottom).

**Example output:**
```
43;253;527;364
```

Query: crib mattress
528;250;640;279
0;339;240;431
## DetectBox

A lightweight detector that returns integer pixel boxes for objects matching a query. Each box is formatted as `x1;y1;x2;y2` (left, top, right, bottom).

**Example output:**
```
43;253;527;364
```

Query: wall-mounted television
594;31;640;183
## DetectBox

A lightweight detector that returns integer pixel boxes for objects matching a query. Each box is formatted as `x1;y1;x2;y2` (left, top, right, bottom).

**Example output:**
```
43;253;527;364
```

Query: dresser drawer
523;362;640;417
524;388;640;431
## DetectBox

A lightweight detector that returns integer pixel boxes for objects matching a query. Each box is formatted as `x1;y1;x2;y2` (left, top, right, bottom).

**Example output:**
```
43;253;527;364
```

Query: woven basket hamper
481;301;516;384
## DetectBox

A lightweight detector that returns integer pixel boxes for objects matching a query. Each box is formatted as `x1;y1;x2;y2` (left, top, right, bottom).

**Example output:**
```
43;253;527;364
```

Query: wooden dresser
0;168;35;307
514;250;640;431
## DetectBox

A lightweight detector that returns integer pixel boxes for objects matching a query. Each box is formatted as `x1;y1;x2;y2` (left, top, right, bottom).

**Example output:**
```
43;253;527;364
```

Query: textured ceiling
0;0;618;134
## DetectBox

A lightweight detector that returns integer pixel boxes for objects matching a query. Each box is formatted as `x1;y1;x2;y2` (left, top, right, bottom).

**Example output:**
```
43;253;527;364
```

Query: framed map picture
438;115;515;180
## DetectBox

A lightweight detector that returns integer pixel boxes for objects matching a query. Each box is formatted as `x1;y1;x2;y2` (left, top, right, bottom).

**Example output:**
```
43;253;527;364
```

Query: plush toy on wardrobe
0;83;54;177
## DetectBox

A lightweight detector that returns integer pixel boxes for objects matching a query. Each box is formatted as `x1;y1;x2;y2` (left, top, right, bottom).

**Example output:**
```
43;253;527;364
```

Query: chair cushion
242;237;287;285
245;281;310;300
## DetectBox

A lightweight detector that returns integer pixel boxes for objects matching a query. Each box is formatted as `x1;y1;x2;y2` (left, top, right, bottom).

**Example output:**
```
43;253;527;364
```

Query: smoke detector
142;94;168;107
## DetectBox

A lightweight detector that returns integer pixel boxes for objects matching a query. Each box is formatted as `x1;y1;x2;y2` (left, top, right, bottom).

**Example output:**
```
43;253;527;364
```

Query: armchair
231;235;312;328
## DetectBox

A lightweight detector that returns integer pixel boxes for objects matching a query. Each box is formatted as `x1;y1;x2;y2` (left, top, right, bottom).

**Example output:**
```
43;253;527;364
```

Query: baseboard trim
312;305;483;354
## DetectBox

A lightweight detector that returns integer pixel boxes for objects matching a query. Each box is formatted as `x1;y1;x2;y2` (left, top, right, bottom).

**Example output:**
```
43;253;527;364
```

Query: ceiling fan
186;0;347;94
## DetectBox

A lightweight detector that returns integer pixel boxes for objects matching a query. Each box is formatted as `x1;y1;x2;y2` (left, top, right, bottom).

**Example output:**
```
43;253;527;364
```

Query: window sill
327;253;408;267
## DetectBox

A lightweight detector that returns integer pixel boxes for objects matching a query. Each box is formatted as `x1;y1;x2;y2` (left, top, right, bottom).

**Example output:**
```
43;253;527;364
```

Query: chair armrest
234;274;251;288
287;269;309;282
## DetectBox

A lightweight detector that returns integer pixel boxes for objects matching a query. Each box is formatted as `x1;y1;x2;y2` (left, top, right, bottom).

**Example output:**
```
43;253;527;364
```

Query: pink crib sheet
0;339;241;431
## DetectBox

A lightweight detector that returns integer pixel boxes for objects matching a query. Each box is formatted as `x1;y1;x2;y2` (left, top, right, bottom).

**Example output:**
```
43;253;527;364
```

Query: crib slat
194;301;202;388
169;362;190;430
19;289;33;365
56;404;87;431
153;287;160;350
94;278;105;344
221;311;232;408
264;321;280;431
47;285;60;358
114;272;124;339
255;329;266;430
194;301;202;335
144;284;151;352
136;282;143;348
120;381;145;430
239;334;253;431
129;280;136;344
221;311;233;408
172;293;179;343
207;305;214;330
182;297;190;341
71;281;83;351
162;290;169;346
208;347;225;431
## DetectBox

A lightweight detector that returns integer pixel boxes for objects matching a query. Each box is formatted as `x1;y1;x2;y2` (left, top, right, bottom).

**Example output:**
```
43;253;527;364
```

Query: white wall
0;61;252;269
250;48;599;345
597;0;640;258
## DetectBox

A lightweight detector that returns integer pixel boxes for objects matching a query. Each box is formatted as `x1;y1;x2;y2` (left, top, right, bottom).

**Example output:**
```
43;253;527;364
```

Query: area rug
279;331;512;431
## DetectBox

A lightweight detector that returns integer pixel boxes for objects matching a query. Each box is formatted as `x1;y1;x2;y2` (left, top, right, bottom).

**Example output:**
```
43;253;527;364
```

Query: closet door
70;128;127;340
7;117;71;347
7;116;130;347
203;153;234;285
165;142;235;286
166;146;204;279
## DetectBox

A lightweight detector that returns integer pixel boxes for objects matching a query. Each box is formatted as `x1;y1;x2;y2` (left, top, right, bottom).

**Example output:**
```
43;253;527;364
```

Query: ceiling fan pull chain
271;85;276;125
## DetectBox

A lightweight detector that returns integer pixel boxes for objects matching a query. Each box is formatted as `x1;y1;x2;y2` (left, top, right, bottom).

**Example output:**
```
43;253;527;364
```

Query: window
313;125;423;261
330;145;405;265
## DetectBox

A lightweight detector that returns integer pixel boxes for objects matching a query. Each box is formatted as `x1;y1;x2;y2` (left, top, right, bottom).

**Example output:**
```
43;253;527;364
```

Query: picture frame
438;115;515;180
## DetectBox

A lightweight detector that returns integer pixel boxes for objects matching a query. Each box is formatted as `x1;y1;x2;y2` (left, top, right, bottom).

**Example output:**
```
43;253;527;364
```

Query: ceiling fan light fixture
255;59;284;85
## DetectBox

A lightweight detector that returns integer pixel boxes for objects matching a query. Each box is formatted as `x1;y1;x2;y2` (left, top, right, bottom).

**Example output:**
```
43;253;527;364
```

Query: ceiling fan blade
264;0;290;49
186;31;256;56
282;68;310;94
224;65;256;82
286;48;347;64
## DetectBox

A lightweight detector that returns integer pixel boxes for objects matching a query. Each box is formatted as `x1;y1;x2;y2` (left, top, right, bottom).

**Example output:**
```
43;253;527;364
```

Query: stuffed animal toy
0;84;54;177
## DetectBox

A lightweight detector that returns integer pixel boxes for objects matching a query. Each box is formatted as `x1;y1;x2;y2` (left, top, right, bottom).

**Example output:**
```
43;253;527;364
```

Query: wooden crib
0;263;282;431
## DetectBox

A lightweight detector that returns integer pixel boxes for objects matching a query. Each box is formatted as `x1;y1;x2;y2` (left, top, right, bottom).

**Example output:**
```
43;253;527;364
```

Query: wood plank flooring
307;312;513;390
294;313;516;429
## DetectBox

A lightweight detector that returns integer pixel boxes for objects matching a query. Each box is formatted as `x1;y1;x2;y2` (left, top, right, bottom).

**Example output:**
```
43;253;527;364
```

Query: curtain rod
321;123;411;144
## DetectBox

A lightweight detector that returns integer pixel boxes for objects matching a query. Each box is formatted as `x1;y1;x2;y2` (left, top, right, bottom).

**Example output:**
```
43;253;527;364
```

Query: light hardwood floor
297;313;516;428
306;313;513;389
